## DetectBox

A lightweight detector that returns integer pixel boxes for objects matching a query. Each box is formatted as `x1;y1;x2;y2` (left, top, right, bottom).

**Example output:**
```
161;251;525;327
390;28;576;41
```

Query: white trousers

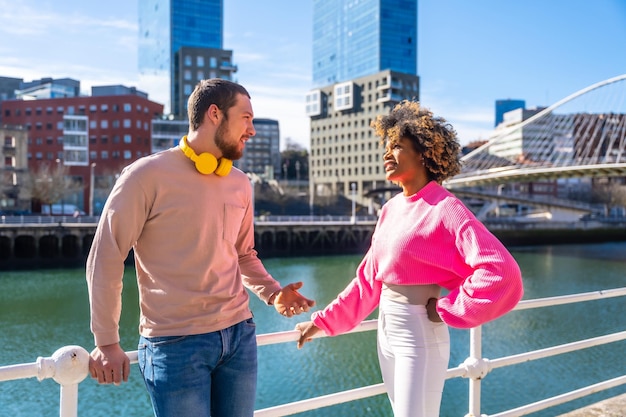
377;296;450;417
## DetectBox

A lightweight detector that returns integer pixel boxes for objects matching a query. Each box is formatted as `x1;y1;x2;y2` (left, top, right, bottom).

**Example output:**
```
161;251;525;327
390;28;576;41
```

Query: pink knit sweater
312;181;523;334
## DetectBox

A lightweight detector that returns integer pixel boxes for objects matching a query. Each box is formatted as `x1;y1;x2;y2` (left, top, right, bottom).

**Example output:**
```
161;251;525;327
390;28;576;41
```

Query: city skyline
1;0;625;149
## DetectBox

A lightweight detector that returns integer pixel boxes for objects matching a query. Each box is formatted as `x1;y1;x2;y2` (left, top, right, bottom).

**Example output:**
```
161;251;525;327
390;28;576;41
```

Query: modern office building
0;76;22;103
495;99;526;127
138;0;236;118
235;118;281;179
0;86;163;213
172;46;237;117
308;0;420;213
151;118;189;154
312;0;417;87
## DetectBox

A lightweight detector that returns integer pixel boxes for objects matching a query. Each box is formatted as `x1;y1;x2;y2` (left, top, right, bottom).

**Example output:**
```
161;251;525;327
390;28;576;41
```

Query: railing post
463;326;490;417
37;345;90;417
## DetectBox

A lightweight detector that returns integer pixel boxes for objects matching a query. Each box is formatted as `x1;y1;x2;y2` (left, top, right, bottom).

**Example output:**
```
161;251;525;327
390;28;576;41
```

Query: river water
1;241;625;416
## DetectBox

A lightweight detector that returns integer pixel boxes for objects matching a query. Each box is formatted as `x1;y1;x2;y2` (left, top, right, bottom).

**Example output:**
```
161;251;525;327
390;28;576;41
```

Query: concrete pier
557;393;626;416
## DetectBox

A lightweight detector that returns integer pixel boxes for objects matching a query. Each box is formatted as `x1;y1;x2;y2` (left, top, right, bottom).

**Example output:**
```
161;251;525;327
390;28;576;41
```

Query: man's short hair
187;79;250;131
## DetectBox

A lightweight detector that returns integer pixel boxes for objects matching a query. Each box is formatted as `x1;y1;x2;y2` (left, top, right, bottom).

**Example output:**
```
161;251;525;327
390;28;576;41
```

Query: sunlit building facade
138;0;236;117
1;87;163;213
308;0;419;213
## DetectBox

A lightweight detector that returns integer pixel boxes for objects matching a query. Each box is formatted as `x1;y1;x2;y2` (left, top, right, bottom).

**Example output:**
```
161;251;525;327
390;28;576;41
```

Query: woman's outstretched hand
295;321;321;349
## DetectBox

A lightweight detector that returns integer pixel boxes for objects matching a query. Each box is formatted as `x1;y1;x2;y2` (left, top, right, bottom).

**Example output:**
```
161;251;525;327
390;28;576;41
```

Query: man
87;79;315;417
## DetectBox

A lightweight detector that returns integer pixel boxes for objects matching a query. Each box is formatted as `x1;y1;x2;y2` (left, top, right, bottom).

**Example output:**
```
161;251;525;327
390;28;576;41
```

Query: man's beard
215;119;244;160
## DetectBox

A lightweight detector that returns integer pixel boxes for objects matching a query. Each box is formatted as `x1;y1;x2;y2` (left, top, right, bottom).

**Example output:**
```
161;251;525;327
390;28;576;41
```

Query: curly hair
371;100;462;183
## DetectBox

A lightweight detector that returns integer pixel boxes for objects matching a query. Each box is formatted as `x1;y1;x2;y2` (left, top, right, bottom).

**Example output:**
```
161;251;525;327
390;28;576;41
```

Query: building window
100;120;108;129
124;150;132;159
197;56;204;67
334;82;354;111
184;55;192;66
101;151;108;159
124;103;132;112
124;134;131;143
305;90;322;117
123;119;131;128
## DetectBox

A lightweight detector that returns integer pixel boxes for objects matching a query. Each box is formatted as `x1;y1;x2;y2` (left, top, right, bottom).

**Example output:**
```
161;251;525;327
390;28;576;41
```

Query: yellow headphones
178;136;232;176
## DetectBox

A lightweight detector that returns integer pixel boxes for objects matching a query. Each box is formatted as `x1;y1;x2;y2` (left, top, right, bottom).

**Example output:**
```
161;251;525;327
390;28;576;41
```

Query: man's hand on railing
89;343;130;386
295;321;322;349
272;282;316;318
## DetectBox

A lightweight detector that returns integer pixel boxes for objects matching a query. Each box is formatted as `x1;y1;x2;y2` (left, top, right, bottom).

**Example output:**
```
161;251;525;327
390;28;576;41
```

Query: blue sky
1;0;625;148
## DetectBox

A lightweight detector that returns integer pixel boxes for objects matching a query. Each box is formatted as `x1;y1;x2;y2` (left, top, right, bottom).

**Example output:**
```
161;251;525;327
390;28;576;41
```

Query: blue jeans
138;318;258;417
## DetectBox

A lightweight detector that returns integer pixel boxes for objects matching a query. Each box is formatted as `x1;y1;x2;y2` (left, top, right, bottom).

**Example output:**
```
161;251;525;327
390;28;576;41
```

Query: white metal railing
1;288;625;417
0;215;378;226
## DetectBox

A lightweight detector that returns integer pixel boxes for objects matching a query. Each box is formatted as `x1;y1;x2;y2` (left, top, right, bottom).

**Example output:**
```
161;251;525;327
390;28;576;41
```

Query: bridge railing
0;215;100;225
1;287;625;417
0;215;379;226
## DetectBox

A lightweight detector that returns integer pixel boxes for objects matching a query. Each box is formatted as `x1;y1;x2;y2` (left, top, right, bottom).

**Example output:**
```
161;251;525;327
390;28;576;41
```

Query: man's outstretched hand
273;282;315;317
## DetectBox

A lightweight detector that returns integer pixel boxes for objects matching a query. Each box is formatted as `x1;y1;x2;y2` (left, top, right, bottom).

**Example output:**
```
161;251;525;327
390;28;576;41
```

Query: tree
24;161;82;214
280;147;309;180
591;179;626;215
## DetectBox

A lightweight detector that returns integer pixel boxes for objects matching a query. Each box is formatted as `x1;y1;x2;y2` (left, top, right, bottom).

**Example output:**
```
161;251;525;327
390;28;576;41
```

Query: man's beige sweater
86;146;281;347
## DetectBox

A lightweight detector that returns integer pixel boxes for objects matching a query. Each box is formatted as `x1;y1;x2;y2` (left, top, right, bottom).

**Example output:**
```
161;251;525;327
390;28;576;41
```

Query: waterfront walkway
558;393;626;416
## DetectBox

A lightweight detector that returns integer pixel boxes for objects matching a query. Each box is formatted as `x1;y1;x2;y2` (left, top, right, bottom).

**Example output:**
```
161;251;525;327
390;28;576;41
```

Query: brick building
1;86;163;214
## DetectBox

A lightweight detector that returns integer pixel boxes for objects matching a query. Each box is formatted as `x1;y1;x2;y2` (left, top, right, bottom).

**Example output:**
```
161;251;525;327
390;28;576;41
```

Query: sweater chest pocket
223;204;246;245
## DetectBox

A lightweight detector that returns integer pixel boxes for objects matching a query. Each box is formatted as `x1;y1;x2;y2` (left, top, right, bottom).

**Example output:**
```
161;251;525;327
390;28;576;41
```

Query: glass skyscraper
138;0;226;115
312;0;417;87
308;0;420;215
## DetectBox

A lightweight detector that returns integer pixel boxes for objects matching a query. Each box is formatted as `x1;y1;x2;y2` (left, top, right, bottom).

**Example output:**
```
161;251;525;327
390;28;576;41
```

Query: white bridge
445;74;626;188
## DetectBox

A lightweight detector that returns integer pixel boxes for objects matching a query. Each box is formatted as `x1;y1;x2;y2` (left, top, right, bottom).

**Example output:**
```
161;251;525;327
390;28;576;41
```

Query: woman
296;100;523;417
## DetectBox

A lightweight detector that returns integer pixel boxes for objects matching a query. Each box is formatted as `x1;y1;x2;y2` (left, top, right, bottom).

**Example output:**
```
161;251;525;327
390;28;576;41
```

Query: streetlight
89;163;96;217
495;184;505;217
350;182;356;224
309;176;314;218
56;158;64;216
